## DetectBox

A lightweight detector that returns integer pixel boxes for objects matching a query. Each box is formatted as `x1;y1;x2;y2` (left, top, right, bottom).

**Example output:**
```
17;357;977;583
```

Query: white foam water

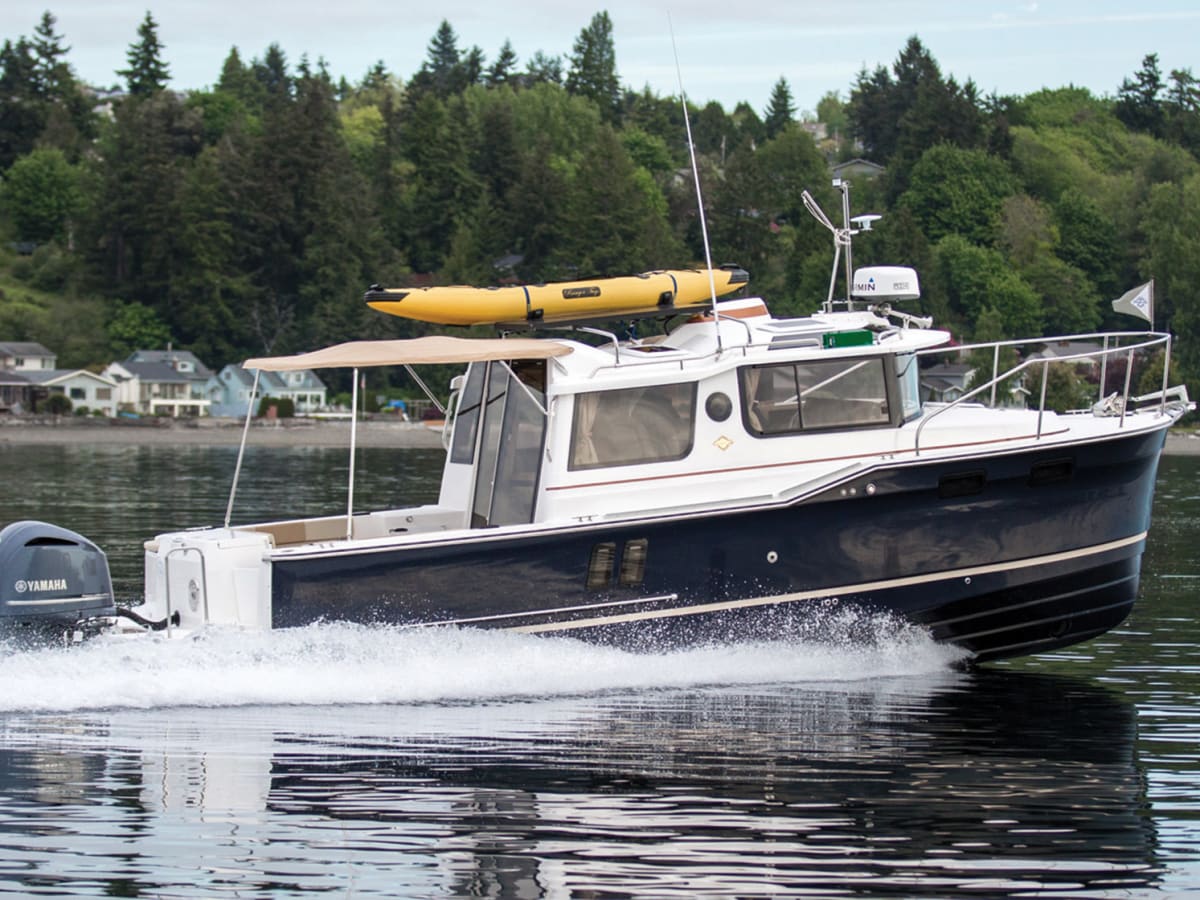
0;611;966;713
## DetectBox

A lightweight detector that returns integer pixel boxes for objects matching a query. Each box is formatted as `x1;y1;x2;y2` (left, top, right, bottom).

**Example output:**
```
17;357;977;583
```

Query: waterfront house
207;364;328;417
22;369;118;416
102;359;210;416
0;341;56;372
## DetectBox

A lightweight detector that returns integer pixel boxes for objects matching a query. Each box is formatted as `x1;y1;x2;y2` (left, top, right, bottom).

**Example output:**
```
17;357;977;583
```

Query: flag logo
1111;281;1154;324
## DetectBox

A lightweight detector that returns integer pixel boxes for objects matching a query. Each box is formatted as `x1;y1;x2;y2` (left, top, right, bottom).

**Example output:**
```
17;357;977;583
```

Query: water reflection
0;670;1158;897
1;445;1198;896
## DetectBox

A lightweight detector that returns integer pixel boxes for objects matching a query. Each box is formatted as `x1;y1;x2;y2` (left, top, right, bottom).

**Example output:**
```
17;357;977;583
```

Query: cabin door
469;360;547;528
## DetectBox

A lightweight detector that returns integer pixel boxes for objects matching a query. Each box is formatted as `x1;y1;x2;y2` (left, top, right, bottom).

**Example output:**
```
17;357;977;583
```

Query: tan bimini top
244;336;574;371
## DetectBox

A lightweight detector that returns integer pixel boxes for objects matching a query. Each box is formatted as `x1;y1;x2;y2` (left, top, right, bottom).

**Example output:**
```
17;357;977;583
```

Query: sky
3;1;1198;113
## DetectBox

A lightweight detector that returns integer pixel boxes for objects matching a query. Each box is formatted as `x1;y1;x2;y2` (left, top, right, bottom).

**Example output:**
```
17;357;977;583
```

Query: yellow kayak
364;267;749;326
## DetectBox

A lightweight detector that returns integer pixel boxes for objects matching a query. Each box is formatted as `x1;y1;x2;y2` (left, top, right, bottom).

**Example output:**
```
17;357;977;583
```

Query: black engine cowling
0;520;116;645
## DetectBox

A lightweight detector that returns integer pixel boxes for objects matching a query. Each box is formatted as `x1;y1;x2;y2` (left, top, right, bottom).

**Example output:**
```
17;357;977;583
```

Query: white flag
1111;280;1154;324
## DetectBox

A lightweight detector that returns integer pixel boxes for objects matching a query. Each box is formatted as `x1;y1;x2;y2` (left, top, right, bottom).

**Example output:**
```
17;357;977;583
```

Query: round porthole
706;392;732;422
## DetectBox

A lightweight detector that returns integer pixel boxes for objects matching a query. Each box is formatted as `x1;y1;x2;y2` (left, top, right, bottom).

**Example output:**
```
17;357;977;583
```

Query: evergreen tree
462;46;485;87
691;101;731;159
565;11;620;122
409;20;465;98
1163;67;1200;154
216;46;263;110
556;124;680;276
847;35;983;195
254;44;292;102
119;12;171;95
83;91;203;313
524;51;562;87
0;37;43;168
763;77;795;138
1115;53;1164;136
487;40;518;87
32;12;71;96
730;101;765;149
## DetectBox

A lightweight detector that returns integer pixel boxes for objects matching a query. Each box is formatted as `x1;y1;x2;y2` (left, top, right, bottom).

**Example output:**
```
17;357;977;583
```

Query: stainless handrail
913;331;1172;456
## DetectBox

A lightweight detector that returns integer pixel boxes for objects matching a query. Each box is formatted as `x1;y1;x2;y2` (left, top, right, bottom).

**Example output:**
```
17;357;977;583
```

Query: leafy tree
565;11;620;123
763;77;795;139
44;392;72;415
816;91;847;137
897;143;1017;244
964;307;1021;401
932;234;1042;337
1142;173;1200;358
1040;363;1093;413
2;148;79;243
1052;188;1120;296
107;300;173;358
119;12;171;95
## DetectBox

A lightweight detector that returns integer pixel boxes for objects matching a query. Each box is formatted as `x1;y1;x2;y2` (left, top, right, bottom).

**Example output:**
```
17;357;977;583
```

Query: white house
0;341;56;372
102;360;210;416
207;364;327;418
23;369;119;416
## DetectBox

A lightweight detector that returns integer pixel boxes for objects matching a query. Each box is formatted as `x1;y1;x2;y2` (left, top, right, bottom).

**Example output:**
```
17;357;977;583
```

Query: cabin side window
449;363;486;465
569;383;697;470
895;353;922;421
739;358;891;436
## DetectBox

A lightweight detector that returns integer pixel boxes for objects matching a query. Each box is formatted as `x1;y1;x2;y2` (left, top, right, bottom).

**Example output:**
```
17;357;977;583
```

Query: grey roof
0;370;31;385
0;341;55;358
126;349;213;378
119;361;190;384
923;363;975;376
21;369;114;386
218;364;326;393
921;376;961;393
1029;342;1104;360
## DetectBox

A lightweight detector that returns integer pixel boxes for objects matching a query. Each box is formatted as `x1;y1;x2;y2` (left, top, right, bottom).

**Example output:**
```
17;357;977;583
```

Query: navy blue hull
271;428;1165;662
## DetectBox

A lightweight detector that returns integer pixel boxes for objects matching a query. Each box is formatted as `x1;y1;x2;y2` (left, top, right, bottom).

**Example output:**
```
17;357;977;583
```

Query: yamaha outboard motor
0;521;117;645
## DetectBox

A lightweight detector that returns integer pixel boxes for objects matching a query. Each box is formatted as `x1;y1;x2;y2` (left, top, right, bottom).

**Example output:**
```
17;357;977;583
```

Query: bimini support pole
224;367;261;528
347;367;359;540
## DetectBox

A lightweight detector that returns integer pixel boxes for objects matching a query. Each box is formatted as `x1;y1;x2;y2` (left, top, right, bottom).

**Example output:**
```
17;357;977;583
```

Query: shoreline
0;418;446;449
2;418;1198;454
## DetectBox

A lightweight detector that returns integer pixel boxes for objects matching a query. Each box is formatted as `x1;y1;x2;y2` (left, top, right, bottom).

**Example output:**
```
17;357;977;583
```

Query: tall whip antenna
668;14;722;353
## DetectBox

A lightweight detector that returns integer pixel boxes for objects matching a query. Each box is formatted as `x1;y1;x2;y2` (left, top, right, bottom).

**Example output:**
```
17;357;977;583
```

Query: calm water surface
0;444;1197;898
